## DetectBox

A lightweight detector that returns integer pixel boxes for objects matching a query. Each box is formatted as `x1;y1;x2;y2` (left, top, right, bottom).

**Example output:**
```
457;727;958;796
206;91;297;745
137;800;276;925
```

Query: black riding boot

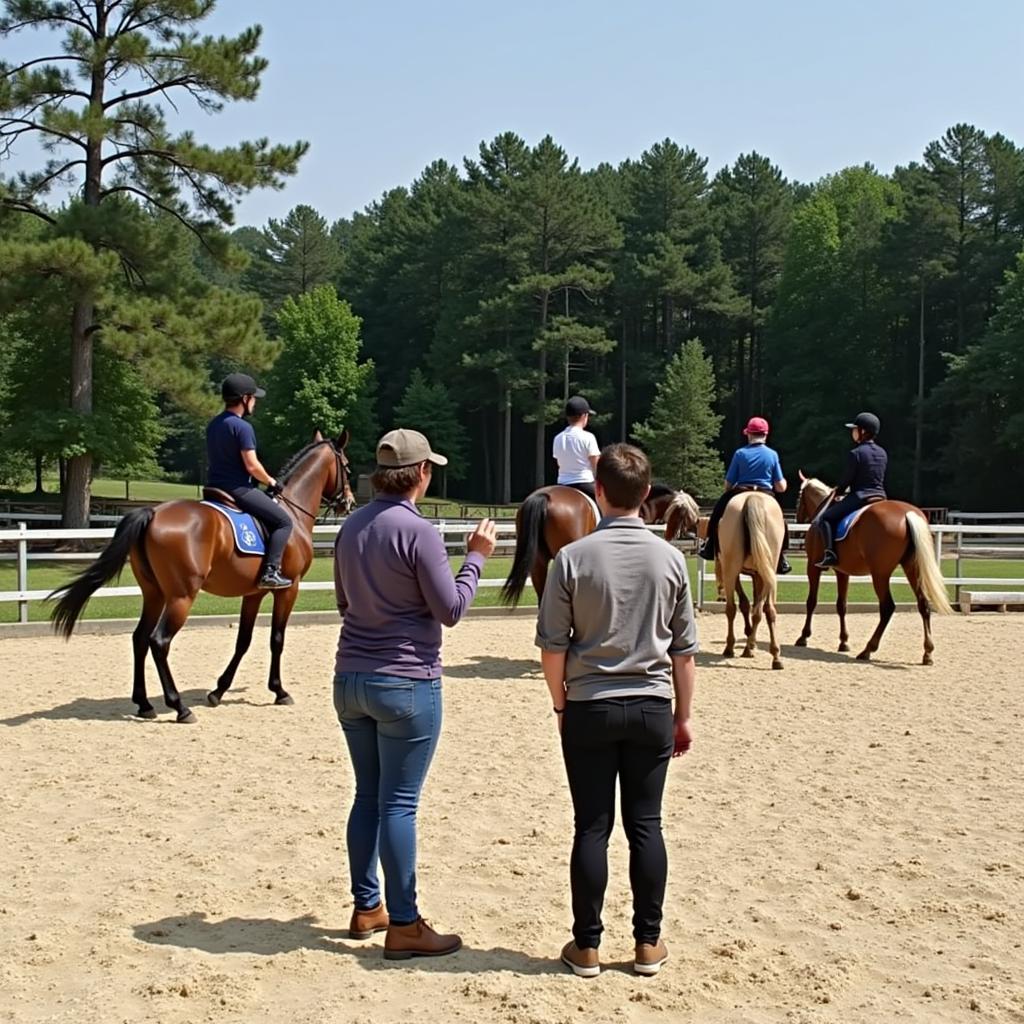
259;563;293;590
814;522;837;568
778;555;792;574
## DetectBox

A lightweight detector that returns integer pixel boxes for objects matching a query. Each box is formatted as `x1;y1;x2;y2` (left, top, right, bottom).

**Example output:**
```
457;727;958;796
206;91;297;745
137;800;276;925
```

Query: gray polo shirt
535;515;698;701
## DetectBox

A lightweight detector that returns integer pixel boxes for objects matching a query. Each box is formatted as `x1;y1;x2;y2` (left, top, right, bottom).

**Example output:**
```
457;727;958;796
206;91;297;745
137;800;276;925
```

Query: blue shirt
725;443;784;490
836;441;887;499
206;410;258;491
333;496;484;679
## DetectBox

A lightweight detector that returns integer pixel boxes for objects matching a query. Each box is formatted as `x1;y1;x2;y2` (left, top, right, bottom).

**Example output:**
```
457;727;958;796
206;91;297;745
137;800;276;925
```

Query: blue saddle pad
200;501;266;556
835;506;869;543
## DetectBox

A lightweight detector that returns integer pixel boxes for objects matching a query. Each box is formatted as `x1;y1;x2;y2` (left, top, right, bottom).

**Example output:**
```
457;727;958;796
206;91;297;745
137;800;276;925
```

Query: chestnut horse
715;492;786;669
795;474;952;664
500;483;700;605
50;430;354;722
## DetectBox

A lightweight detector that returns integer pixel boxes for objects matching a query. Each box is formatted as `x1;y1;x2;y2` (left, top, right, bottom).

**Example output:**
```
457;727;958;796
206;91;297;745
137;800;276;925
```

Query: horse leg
857;571;896;662
836;572;851;652
722;581;737;658
742;576;763;658
131;585;164;719
736;580;752;637
903;559;934;666
209;592;264;707
765;588;782;670
796;565;822;646
530;559;549;604
267;585;299;705
149;595;198;723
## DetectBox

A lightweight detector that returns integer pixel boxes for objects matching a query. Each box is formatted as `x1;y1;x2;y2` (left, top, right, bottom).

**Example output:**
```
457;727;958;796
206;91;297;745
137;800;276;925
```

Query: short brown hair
596;443;651;509
371;462;428;495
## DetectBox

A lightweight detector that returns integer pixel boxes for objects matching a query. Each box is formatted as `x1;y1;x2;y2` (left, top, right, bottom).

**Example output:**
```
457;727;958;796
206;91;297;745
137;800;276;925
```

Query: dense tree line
3;6;1023;517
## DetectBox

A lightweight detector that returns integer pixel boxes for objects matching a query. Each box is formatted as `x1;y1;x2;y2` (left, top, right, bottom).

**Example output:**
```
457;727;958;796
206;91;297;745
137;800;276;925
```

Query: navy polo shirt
837;441;888;498
206;411;257;490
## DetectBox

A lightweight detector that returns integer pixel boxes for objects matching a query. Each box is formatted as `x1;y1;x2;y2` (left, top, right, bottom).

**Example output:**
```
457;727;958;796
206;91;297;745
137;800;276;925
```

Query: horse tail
905;513;953;614
500;491;549;607
49;507;156;638
744;496;777;598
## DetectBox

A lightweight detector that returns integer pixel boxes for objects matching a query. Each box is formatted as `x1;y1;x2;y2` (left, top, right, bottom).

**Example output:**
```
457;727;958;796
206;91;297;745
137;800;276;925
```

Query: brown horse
715;492;786;669
50;431;354;721
795;473;952;664
500;483;700;605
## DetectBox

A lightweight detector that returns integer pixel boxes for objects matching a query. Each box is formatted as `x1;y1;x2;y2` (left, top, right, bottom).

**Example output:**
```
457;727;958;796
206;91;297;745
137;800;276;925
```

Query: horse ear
336;428;350;450
313;429;324;442
798;469;807;482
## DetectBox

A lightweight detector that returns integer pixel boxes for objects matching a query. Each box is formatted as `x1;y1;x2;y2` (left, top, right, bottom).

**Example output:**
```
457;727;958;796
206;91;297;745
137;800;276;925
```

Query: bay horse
50;430;354;722
500;483;700;605
795;473;952;664
714;492;786;669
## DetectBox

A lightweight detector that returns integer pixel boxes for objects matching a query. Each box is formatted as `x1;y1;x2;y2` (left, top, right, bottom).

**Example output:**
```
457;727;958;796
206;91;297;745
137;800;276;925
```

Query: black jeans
562;480;597;501
229;486;293;564
561;696;674;948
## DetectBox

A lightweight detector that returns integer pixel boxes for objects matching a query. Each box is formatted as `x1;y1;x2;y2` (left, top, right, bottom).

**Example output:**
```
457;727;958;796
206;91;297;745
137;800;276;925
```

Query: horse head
664;490;700;542
796;471;832;523
326;428;355;515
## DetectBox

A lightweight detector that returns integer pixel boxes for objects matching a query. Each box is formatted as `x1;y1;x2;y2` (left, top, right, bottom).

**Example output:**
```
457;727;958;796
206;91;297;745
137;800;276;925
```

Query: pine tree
632;338;723;497
394;369;468;485
255;205;340;308
0;1;306;525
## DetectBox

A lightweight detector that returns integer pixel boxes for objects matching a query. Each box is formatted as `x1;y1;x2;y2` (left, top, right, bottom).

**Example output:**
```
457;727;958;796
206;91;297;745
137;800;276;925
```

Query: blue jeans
333;672;442;924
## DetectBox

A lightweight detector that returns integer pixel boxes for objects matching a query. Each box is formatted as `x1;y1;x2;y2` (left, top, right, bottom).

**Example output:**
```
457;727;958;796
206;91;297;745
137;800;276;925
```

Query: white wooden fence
2;520;1023;623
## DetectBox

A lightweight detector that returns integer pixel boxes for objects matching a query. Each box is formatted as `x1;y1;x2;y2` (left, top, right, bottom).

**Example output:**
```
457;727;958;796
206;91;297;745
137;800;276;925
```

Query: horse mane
277;440;328;482
668;489;700;521
800;476;831;503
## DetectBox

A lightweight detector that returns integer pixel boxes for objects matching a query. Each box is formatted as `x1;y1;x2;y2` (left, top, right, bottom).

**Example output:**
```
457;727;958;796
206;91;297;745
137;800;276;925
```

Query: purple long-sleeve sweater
333;495;484;679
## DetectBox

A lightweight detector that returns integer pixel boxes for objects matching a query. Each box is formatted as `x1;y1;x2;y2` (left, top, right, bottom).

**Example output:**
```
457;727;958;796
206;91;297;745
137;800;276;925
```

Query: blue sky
4;0;1023;226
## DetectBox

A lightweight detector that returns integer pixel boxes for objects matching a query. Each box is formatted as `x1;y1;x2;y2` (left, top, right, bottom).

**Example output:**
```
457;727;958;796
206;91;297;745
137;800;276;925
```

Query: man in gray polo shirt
535;443;698;979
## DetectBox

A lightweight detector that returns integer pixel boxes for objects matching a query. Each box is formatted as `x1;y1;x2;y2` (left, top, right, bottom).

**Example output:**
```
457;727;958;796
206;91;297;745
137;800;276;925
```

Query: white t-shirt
553;424;600;484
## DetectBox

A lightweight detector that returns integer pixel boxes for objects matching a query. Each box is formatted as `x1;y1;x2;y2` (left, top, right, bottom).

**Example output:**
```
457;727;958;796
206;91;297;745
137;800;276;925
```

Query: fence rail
2;520;1024;623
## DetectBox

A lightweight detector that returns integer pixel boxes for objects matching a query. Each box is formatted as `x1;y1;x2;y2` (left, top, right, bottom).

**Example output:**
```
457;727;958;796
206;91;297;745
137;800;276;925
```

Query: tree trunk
619;317;627;441
502;383;512;505
913;280;926;505
33;454;44;495
481;408;492;503
534;288;550;489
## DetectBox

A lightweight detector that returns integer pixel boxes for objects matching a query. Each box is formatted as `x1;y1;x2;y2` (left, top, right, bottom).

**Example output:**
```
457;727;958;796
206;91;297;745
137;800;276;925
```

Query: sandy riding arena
1;612;1022;1024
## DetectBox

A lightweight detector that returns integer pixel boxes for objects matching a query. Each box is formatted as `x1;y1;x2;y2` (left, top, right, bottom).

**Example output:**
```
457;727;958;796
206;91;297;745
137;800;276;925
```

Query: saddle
200;488;267;555
202;486;238;508
833;496;885;543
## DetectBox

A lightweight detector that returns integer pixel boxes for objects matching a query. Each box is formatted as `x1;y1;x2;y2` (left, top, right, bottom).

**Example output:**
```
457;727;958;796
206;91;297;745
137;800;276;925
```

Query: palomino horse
51;431;354;721
795;473;952;664
713;492;786;669
500;483;700;605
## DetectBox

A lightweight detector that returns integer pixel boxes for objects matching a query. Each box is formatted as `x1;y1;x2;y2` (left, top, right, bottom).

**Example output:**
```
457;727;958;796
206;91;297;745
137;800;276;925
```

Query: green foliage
633;338;723;497
263;287;377;468
394;370;469;480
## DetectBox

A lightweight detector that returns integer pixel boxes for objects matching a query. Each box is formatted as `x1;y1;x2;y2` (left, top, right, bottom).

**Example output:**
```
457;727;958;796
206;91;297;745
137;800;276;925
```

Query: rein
276;442;351;522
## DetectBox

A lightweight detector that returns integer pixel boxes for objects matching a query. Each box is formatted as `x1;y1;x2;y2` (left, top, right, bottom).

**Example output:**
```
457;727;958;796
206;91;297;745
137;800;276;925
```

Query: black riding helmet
844;412;880;436
221;372;266;401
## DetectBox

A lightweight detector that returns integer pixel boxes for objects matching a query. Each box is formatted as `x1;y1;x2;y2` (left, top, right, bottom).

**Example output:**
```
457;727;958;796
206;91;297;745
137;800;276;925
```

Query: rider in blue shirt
699;416;792;574
814;412;888;568
206;373;293;589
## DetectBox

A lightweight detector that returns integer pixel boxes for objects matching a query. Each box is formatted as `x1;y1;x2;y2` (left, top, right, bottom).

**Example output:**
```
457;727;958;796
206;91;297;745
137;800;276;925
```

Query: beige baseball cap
376;429;448;468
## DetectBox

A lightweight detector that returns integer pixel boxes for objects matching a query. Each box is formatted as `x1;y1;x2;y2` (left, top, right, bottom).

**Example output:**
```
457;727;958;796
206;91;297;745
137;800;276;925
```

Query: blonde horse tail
906;513;953;614
745;496;777;598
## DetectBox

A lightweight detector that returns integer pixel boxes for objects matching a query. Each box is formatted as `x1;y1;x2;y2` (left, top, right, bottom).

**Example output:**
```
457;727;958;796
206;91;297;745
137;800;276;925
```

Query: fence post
954;527;962;606
17;522;29;624
696;550;705;611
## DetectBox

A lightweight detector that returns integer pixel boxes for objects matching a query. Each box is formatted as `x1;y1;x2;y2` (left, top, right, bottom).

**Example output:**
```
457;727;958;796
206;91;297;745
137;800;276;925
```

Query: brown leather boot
383;917;461;960
634;939;668;975
348;902;389;940
561;940;600;978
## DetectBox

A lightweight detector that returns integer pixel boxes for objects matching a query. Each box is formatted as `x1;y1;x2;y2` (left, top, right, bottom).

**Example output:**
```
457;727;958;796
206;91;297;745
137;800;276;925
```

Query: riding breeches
229;486;293;564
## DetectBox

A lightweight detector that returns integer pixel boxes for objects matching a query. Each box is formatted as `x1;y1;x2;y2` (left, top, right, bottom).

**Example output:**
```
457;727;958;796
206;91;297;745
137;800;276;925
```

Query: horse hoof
922;655;933;666
855;651;871;662
275;694;294;706
207;691;222;708
136;707;157;720
795;636;807;647
772;660;784;671
839;643;850;652
177;709;197;724
722;649;735;659
741;649;754;659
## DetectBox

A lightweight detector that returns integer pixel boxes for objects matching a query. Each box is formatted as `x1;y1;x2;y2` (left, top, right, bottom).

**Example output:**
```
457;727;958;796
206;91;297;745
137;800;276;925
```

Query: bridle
276;441;354;522
797;479;832;523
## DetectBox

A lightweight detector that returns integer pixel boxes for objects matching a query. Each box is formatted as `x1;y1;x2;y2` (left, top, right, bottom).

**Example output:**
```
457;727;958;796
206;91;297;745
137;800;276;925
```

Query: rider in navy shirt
206;373;293;589
814;412;888;568
699;416;792;574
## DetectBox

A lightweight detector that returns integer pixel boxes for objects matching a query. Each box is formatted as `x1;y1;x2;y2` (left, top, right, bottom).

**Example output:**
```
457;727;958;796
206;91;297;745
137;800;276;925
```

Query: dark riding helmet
221;372;266;401
844;412;880;436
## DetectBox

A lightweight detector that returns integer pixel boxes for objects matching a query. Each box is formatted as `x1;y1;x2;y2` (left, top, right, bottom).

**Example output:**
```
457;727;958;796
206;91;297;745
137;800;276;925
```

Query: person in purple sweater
333;428;497;960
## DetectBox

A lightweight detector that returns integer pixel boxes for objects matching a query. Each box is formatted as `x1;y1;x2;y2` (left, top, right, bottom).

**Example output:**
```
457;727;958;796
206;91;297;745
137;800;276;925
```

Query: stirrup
815;550;837;569
258;565;293;590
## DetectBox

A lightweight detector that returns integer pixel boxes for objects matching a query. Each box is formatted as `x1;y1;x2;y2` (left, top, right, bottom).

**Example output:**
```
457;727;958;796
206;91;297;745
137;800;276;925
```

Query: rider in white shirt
553;395;601;500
